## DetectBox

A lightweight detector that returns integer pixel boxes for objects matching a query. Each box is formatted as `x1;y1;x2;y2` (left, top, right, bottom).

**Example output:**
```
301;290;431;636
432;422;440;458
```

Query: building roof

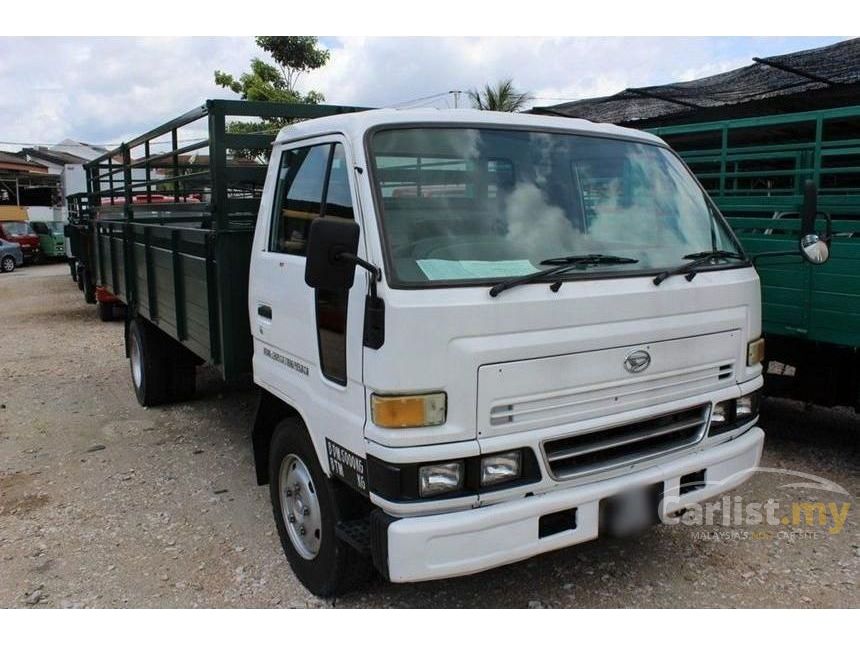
273;107;663;147
0;151;48;174
534;38;860;128
20;147;90;166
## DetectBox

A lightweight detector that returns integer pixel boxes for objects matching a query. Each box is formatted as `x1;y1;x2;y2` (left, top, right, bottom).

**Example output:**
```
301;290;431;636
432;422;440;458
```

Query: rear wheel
268;418;373;597
168;352;197;403
128;318;171;407
1;255;15;273
97;301;114;322
81;267;96;304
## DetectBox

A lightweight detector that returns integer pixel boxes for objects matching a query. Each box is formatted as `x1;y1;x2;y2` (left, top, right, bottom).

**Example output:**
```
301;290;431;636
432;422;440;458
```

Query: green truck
32;220;67;259
68;99;364;378
534;39;860;409
648;105;860;408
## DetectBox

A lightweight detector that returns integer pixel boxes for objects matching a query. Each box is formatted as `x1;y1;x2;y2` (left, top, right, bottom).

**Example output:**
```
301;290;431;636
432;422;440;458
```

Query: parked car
31;221;67;260
0;238;23;273
0;220;40;264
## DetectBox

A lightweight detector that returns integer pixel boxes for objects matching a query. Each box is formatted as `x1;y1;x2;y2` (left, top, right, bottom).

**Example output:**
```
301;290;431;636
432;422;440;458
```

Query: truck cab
31;220;67;260
247;109;766;594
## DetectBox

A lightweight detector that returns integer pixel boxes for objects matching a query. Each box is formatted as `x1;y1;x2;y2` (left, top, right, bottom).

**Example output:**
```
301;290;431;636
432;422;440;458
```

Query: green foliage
469;79;533;112
214;37;330;158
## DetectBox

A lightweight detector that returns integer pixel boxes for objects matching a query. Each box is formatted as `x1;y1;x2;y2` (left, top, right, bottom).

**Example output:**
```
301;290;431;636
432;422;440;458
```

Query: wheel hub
279;454;322;559
130;333;143;388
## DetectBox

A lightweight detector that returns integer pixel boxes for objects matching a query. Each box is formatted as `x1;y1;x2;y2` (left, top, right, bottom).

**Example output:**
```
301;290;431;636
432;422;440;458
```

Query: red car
0;220;40;264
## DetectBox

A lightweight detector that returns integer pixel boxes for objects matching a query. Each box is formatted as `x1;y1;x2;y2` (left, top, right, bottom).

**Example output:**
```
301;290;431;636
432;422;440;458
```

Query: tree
469;79;533;112
214;37;330;157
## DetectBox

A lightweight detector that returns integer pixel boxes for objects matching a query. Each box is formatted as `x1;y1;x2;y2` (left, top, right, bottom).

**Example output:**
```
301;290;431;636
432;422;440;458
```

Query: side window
270;144;332;255
316;143;355;385
323;144;354;219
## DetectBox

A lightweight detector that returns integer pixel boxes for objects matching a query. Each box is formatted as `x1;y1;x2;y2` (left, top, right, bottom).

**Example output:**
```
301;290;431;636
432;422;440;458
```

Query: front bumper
382;426;763;582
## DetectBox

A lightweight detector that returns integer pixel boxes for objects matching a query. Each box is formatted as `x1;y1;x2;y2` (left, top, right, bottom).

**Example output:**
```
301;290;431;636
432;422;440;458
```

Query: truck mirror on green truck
75;101;766;597
799;233;829;264
753;182;832;266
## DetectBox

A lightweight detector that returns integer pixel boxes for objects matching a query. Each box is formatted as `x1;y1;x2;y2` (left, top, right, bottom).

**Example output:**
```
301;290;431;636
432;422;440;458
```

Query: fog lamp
418;461;463;497
480;451;522;487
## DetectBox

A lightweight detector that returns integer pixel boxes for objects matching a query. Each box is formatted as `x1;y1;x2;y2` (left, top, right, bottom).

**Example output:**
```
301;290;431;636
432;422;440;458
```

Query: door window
316;143;355;385
270;143;332;255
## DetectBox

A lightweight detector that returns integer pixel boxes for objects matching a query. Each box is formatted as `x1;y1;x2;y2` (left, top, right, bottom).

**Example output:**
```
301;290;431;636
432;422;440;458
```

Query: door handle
257;304;272;319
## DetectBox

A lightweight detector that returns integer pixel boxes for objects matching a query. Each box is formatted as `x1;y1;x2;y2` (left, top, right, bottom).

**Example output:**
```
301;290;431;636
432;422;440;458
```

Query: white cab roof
273;108;664;147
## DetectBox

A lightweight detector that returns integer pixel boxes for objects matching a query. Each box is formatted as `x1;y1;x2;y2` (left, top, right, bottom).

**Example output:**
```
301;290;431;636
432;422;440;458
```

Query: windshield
369;127;742;286
2;221;32;236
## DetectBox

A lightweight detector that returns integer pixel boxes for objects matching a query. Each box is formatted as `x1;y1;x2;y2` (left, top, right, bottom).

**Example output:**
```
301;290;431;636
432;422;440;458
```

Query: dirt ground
1;263;857;608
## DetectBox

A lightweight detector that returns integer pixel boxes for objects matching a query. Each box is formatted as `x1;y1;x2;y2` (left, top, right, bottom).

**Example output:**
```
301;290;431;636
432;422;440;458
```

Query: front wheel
1;255;15;273
268;418;372;597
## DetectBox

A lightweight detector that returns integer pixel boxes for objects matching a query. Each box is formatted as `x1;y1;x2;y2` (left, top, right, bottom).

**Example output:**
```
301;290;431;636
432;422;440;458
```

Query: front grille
542;404;710;480
489;362;733;430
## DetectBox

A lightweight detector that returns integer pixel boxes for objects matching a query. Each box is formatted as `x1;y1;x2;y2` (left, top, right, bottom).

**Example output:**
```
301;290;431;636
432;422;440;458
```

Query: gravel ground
1;263;857;608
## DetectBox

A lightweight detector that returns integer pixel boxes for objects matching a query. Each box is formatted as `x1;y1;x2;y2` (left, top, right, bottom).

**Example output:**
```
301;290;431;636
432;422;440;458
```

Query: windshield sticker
416;259;537;281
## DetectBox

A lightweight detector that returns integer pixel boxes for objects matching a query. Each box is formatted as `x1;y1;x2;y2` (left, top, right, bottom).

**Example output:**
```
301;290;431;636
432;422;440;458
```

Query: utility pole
449;90;464;108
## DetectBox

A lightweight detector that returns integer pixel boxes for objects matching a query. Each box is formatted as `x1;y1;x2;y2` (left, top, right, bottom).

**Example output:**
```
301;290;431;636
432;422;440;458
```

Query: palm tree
469;79;533;112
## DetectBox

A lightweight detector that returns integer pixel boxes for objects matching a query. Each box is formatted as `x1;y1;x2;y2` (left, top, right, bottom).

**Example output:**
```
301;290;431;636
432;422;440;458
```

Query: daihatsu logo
624;349;651;373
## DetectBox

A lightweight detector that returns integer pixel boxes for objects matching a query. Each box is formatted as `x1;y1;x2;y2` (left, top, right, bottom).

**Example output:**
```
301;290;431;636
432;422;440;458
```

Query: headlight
711;400;730;425
747;338;765;366
480;451;522;487
418;461;463;497
710;392;760;436
736;393;757;417
371;392;446;428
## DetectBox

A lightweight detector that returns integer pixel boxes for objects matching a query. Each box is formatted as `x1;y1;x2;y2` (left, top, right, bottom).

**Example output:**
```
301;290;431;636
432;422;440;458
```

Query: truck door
251;138;369;470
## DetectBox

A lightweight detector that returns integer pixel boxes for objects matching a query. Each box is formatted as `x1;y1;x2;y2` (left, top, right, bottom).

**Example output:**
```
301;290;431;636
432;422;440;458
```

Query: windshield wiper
489;254;638;298
652;250;746;286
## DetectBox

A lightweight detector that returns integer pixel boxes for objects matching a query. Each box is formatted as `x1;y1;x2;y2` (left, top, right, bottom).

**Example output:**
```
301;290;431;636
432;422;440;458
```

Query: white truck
83;102;833;596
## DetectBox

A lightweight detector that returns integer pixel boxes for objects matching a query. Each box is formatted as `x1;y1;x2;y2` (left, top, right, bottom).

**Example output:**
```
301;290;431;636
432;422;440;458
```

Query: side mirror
754;181;831;266
304;218;360;290
799;233;829;264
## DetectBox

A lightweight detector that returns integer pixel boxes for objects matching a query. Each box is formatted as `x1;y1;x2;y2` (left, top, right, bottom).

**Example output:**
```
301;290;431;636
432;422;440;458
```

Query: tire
76;265;84;291
81;267;96;304
69;261;77;282
168;354;197;403
269;418;373;597
1;255;15;273
128;317;171;407
97;301;114;322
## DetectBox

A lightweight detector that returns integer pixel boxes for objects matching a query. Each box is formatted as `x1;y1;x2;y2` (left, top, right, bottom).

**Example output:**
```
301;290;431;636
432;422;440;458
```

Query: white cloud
0;36;844;151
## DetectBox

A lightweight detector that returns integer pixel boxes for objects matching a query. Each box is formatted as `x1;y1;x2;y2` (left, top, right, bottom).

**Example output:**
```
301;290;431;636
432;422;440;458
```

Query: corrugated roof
21;147;90;166
535;38;860;127
0;151;48;170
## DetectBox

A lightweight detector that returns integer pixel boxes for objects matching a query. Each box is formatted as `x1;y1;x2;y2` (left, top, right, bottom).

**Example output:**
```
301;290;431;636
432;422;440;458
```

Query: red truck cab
0;220;40;263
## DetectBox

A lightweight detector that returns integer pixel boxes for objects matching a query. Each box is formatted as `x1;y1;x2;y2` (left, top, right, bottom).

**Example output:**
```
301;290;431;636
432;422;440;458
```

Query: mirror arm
751;250;801;265
336;252;382;297
335;252;385;350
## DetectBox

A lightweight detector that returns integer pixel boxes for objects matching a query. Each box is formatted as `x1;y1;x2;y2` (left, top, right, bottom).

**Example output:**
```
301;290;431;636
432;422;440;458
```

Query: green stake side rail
649;105;860;406
75;100;366;381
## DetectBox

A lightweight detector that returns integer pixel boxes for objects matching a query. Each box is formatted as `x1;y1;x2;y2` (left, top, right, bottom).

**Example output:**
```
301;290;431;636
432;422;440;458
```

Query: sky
0;36;846;153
